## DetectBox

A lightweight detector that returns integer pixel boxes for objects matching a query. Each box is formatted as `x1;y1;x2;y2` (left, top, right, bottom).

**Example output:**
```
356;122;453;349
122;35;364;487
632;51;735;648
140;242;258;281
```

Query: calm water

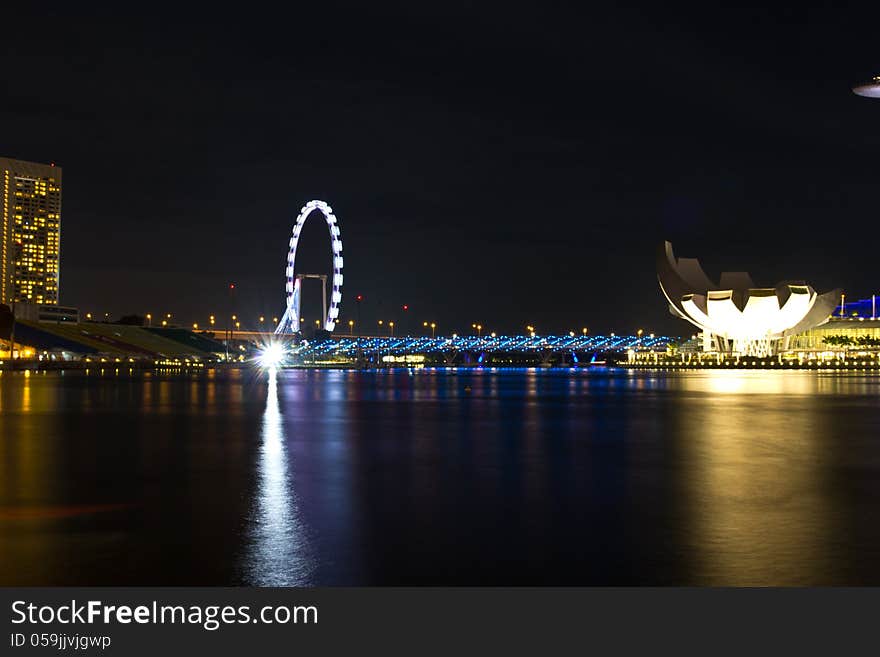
2;367;880;586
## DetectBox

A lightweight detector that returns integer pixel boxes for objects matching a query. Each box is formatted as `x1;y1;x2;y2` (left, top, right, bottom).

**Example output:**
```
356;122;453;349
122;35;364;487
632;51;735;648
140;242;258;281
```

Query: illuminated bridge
283;333;674;359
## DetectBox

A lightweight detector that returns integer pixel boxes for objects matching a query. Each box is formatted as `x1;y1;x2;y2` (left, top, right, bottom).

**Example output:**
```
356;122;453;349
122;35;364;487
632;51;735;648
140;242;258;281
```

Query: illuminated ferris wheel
274;200;343;335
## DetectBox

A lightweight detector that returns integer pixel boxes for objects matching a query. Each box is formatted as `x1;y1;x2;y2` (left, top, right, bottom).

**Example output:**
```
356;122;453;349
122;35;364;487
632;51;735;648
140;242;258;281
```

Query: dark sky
3;3;880;337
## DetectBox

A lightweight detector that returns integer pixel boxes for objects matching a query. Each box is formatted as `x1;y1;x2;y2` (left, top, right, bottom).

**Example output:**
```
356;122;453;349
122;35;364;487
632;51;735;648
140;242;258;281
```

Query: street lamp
389;321;395;337
226;283;235;363
354;295;363;364
431;322;436;338
348;319;354;335
193;323;198;330
145;313;151;326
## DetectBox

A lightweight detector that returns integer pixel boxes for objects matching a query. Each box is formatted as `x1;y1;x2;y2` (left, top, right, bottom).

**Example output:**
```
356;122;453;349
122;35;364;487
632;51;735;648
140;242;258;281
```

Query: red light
403;305;409;311
229;284;235;289
356;295;363;302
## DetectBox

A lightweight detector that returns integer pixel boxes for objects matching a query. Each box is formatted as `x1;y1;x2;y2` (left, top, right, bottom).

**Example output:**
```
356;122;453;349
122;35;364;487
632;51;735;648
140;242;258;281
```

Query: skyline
4;5;880;334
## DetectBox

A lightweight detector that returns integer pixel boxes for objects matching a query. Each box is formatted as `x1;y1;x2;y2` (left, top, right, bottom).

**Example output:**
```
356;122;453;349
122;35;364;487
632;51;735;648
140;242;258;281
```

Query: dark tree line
823;334;880;347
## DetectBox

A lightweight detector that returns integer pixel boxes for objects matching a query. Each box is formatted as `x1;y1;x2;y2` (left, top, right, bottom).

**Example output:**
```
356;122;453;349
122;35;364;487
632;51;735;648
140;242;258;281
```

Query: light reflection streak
22;371;31;413
674;370;835;584
243;368;313;585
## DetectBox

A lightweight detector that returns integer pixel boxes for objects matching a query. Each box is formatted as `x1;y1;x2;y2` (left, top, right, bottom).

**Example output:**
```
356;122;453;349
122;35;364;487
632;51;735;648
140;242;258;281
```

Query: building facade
1;157;62;306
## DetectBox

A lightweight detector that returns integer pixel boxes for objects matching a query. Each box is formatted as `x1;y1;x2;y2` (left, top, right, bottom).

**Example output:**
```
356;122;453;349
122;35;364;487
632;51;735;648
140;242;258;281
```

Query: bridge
280;333;674;359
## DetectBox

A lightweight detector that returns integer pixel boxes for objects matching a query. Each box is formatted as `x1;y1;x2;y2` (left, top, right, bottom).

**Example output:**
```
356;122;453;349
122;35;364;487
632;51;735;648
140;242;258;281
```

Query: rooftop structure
853;76;880;98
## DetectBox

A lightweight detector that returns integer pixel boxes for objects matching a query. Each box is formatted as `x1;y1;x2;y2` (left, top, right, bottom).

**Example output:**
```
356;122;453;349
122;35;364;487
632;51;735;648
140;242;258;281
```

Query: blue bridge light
278;334;674;358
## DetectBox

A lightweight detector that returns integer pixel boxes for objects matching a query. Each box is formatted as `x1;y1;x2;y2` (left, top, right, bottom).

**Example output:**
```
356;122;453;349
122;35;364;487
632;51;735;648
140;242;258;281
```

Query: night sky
3;4;879;336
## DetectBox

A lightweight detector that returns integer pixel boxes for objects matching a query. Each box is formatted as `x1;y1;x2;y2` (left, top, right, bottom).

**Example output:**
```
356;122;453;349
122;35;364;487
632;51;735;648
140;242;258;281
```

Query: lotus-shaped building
658;242;840;356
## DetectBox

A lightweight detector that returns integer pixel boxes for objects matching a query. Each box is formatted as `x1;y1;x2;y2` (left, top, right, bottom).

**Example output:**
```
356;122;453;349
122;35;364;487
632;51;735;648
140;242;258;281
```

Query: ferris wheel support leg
322;278;327;329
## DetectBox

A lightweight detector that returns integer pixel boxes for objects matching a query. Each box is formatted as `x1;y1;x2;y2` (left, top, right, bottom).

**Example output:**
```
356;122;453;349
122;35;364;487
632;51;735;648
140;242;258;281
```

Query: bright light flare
257;342;286;368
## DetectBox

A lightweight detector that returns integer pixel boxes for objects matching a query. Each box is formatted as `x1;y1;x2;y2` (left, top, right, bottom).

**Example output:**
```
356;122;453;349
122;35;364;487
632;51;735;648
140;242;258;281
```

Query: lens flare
257;343;286;368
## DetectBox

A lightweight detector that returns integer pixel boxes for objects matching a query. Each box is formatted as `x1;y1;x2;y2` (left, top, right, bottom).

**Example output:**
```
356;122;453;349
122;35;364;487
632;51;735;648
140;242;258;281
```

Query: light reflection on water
1;367;880;585
671;372;835;584
242;369;314;585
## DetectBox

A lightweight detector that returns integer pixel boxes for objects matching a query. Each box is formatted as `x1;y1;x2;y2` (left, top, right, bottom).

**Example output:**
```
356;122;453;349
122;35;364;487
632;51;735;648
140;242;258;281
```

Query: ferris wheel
274;200;343;334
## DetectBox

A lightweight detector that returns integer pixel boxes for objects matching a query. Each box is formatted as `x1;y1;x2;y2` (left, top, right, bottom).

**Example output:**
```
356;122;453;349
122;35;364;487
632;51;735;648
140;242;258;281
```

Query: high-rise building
1;157;62;306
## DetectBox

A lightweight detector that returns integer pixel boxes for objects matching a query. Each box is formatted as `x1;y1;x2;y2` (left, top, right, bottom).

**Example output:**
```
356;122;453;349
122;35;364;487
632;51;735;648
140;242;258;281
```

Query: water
2;367;880;586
